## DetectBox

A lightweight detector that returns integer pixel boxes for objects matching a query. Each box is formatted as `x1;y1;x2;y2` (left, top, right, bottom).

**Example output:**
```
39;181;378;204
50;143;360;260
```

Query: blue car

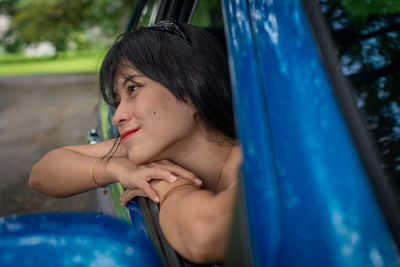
2;0;400;266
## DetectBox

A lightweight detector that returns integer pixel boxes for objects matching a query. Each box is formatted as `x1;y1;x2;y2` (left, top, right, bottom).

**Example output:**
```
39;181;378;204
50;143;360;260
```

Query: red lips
121;127;140;142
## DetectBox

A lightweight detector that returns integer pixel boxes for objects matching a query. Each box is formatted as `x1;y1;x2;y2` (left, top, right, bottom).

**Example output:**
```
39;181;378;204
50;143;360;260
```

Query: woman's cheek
120;143;129;155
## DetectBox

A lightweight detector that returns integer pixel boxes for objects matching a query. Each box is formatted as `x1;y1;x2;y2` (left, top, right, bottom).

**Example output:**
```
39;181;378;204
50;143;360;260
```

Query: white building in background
0;15;10;52
0;14;55;56
25;42;56;57
0;15;10;37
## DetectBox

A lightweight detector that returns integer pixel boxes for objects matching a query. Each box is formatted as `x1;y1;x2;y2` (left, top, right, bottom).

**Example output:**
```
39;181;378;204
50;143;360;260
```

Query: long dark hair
99;22;236;141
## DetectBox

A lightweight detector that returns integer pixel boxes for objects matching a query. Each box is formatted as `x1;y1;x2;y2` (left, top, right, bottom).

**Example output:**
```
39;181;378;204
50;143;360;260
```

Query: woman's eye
128;85;139;93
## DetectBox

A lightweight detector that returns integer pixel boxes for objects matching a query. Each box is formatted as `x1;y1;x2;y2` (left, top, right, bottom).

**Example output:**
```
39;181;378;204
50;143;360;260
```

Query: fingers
119;186;160;207
144;166;178;183
117;159;202;206
120;189;146;207
137;180;160;203
156;160;202;186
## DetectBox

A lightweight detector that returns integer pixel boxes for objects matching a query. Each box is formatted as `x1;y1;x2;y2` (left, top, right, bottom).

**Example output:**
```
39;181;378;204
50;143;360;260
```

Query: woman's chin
128;152;154;165
128;154;142;165
127;145;167;165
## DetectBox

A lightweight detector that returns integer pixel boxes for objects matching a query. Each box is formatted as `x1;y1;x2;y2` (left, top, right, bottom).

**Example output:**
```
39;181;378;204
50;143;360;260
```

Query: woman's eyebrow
113;74;144;95
122;74;143;86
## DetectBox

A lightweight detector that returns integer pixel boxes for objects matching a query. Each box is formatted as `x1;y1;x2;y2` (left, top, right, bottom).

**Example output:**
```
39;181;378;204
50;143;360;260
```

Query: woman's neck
166;130;237;191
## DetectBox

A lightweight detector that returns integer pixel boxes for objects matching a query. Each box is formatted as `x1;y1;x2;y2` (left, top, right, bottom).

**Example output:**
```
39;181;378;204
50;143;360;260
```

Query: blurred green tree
343;0;400;25
0;0;135;52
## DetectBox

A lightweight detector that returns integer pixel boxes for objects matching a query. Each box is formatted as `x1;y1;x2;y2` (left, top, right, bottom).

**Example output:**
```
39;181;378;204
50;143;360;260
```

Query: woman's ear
188;103;198;117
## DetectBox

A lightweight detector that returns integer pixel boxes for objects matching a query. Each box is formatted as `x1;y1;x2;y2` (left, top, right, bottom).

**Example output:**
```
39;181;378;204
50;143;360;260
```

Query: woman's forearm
29;139;121;197
158;184;236;263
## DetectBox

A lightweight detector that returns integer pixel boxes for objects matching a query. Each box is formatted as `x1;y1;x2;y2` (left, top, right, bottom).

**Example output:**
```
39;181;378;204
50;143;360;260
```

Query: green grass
0;49;106;76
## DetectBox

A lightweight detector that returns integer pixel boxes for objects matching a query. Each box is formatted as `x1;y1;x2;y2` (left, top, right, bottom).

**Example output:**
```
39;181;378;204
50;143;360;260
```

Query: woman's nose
112;103;131;126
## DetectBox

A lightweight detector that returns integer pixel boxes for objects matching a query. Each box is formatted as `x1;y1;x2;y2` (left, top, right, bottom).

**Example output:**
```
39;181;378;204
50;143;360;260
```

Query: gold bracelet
160;183;199;207
90;158;108;195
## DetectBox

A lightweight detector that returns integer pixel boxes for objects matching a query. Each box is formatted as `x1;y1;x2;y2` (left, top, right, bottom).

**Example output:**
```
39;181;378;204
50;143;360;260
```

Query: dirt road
0;74;99;216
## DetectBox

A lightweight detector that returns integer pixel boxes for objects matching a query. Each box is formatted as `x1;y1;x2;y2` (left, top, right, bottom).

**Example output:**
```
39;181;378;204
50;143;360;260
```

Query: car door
95;0;400;266
223;0;400;266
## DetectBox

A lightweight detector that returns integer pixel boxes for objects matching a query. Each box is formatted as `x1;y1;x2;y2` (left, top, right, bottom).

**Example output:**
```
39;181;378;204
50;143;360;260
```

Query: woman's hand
112;159;202;206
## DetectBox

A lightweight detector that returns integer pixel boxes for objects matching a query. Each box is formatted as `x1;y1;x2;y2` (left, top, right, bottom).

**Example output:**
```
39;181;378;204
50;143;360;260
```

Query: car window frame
302;0;400;247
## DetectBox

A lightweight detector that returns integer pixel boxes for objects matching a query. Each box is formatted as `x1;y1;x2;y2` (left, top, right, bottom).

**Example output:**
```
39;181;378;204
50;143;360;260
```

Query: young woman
29;20;242;264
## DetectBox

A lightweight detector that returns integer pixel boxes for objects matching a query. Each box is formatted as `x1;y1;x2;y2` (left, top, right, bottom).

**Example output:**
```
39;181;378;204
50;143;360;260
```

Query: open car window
118;1;231;266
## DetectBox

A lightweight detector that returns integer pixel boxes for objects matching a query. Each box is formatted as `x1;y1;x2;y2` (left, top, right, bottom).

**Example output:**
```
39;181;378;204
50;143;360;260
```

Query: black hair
100;23;236;141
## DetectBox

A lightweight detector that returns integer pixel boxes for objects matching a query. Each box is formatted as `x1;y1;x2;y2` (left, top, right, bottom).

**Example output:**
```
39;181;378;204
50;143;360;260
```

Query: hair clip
148;18;190;42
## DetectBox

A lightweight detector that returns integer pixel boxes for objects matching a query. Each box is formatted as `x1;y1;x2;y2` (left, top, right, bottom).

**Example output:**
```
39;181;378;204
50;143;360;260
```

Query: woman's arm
29;140;201;200
29;139;122;197
151;178;237;264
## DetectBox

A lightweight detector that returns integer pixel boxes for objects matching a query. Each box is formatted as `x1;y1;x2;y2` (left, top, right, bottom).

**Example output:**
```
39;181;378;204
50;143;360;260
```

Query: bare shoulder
218;143;242;194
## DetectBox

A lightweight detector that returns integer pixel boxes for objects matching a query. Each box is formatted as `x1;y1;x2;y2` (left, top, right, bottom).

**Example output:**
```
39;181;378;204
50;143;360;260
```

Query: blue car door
222;0;400;266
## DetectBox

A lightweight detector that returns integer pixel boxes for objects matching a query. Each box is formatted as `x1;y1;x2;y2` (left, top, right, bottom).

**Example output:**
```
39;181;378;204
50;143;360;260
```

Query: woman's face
112;64;197;164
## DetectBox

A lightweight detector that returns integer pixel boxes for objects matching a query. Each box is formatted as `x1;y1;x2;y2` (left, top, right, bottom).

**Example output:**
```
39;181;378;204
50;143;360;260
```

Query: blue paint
222;1;282;266
222;0;399;266
126;199;150;238
0;213;161;266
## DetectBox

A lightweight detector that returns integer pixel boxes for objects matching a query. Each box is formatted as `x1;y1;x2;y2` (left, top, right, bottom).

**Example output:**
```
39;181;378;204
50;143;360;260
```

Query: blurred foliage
319;0;400;190
0;0;17;16
0;55;102;76
0;0;136;52
0;47;105;63
191;0;223;27
0;47;106;75
343;0;400;25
